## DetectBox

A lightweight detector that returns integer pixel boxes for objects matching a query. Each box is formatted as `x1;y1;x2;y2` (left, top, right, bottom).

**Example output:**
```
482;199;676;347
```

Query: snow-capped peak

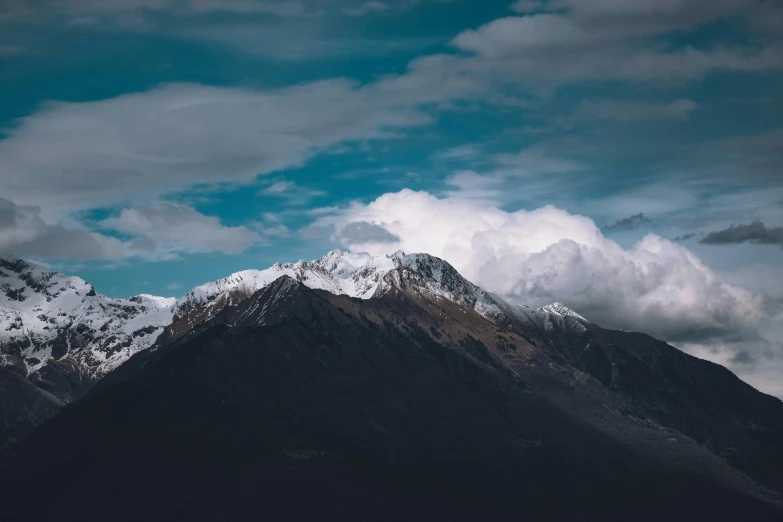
536;302;587;321
176;250;507;324
0;257;175;378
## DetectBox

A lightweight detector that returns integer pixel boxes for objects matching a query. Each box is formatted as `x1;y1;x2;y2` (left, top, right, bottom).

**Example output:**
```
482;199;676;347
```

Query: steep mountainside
2;276;782;522
502;305;783;492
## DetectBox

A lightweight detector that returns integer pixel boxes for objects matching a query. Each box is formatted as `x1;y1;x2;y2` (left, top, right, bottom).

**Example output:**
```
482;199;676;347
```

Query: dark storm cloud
603;213;651;232
700;220;783;247
673;233;698;242
729;350;757;365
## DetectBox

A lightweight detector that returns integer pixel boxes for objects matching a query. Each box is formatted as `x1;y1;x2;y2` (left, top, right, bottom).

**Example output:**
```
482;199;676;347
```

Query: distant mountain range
1;250;782;521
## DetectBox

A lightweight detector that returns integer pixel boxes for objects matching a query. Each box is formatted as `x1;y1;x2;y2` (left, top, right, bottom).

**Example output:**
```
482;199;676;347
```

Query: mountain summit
536;302;587;321
175;249;507;322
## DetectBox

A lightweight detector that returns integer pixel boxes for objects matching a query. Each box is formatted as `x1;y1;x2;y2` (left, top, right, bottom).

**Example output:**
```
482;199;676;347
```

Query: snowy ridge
175;249;507;324
0;258;174;378
536;302;587;321
176;249;394;316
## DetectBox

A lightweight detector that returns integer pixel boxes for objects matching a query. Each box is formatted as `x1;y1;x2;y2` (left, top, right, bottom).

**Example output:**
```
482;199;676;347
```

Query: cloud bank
313;189;771;343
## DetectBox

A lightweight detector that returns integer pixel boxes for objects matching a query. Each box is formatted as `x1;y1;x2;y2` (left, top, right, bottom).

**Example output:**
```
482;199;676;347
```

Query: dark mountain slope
502;309;783;491
1;277;780;522
0;366;63;446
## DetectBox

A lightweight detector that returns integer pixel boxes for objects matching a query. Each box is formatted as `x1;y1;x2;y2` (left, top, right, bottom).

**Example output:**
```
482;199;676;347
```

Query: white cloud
0;197;127;260
260;179;326;204
0;81;430;218
102;201;262;258
313;189;771;343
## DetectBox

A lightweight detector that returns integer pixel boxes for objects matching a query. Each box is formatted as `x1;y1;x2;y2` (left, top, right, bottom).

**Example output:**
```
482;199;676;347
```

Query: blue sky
1;1;783;391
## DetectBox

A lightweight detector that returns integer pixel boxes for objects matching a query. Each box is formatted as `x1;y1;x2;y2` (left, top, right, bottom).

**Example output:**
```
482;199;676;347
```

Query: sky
1;0;782;395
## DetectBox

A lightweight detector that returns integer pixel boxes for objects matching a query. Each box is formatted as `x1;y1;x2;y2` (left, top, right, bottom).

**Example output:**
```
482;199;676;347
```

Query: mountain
1;250;783;520
1;250;502;444
2;274;782;521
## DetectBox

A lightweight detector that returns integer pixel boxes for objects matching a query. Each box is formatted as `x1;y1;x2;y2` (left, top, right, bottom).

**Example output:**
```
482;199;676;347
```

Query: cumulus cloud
102;201;262;258
0;198;126;260
700;220;783;247
0;81;430;217
312;189;771;343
